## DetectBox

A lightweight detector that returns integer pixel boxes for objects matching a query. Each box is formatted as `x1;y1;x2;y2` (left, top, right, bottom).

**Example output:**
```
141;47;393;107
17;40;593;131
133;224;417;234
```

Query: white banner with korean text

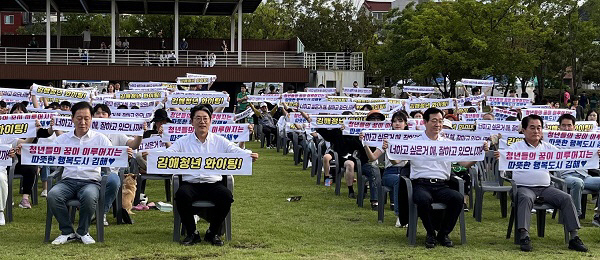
147;152;252;175
387;140;486;161
498;149;599;171
52;117;145;136
20;144;129;167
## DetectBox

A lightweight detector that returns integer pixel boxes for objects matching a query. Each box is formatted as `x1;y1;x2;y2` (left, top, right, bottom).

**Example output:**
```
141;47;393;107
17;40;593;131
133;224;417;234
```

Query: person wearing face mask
359;111;410;227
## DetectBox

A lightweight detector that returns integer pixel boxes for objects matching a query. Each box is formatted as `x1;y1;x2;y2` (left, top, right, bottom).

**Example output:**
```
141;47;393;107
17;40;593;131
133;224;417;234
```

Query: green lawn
1;141;599;259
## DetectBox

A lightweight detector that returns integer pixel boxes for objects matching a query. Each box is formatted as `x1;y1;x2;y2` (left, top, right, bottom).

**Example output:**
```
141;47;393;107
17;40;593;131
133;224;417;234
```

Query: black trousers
175;182;233;236
413;182;463;237
8;163;37;195
262;125;276;146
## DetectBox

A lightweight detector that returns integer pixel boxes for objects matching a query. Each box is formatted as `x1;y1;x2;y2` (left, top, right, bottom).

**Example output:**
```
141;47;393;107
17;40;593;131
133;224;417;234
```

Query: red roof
363;1;391;12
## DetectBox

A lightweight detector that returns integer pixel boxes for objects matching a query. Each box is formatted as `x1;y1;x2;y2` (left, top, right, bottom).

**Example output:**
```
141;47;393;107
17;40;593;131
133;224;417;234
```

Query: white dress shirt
409;132;453;180
0;138;18;176
508;140;558;187
166;132;251;183
53;129;112;182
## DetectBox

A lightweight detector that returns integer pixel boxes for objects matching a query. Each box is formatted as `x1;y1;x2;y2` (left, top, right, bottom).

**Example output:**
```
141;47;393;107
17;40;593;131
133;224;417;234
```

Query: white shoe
51;233;78;245
0;212;5;226
40;190;48;197
194;215;200;225
103;214;109;226
78;233;96;244
395;217;402;228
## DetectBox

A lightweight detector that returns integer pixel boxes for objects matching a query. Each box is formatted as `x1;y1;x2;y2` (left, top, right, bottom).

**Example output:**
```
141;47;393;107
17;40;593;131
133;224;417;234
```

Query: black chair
5;157;19;223
173;175;233;242
504;172;569;245
302;136;314;171
44;168;107;243
7;161;39;215
472;152;511;222
402;175;467;245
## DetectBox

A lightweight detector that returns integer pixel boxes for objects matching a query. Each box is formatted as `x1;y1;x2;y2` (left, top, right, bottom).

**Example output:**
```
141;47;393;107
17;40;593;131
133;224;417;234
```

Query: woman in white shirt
359;111;409;227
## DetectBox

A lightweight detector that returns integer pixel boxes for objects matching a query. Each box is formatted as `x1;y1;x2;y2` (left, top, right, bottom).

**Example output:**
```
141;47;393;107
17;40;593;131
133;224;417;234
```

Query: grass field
1;141;599;259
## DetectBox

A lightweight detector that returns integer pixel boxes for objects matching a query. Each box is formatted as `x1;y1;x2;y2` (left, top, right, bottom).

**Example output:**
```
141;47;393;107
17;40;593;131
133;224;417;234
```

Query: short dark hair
558;114;576;125
60;101;72;107
392;111;408;130
409;111;423;118
521;114;544;129
93;104;111;116
361;104;373;111
20;101;29;107
117;105;128;109
70;101;93;116
131;106;139;109
0;100;6;108
506;116;518;121
423;107;443;121
190;104;213;119
521;93;529;98
49;102;60;109
472;87;480;95
10;103;28;114
509;89;516;94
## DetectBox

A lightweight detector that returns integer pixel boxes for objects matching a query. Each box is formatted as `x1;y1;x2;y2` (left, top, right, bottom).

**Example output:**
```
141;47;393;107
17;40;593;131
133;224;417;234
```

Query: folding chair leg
44;203;53;242
225;211;232;241
506;207;514;239
408;205;418;245
165;179;171;202
459;205;467;244
500;192;508;218
536;210;546;237
581;194;588;219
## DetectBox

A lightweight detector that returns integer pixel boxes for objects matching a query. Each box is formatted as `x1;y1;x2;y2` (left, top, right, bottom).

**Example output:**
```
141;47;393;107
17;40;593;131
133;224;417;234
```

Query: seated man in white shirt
495;114;589;252
15;102;130;244
149;104;258;246
92;104;145;225
410;107;486;248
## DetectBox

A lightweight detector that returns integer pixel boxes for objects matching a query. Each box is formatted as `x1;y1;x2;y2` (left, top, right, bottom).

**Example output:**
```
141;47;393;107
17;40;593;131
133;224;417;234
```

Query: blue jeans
41;166;49;182
103;172;121;214
362;163;379;201
47;178;100;236
564;174;600;215
383;166;402;215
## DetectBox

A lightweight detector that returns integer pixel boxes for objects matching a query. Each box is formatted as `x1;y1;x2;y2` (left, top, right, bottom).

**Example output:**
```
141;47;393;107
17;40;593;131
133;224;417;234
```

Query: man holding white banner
495;114;590;252
387;108;488;248
555;114;600;225
15;102;132;245
145;104;258;246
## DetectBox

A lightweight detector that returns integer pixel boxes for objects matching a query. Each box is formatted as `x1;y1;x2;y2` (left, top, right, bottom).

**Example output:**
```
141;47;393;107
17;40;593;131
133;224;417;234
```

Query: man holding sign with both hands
143;104;258;246
495;114;596;252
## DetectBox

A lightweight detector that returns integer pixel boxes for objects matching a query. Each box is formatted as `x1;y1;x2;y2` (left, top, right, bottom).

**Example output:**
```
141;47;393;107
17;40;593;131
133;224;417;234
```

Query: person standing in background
82;27;91;49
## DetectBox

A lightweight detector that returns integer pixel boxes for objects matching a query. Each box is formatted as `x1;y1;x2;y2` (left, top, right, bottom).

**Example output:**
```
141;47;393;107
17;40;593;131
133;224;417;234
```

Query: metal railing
0;47;363;70
303;52;363;71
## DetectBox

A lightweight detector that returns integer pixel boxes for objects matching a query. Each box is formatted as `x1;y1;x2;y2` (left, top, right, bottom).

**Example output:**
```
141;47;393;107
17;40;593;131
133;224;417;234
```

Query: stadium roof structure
1;0;261;16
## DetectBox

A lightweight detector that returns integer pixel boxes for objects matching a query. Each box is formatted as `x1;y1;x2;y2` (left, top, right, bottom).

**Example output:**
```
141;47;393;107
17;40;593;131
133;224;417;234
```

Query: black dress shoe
181;231;202;246
348;192;356;199
568;236;588;252
436;235;454;247
519;236;532;252
204;230;224;246
425;234;436;249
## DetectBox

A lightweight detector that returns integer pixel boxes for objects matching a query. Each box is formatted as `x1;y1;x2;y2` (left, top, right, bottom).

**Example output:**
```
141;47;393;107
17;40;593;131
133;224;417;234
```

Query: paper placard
309;114;366;129
116;90;166;101
442;130;491;141
456;105;480;114
407;118;426;130
327;96;353;102
476;120;521;133
129;82;163;88
53;117;145;136
461;79;494;87
343;87;372;95
342;120;392;136
167;92;229;108
492;107;517;121
522;108;576;123
0;119;37;138
104;98;157;109
162;124;194;142
499;132;525;149
111;108;155;121
544;130;600;148
298;101;356;114
486;96;532;107
456;94;486;105
20;144;129;167
545;121;597;132
498;149;599;171
247;95;281;104
32;84;91;101
403;86;434;93
460;113;485;122
405;98;454;112
138;136;166;152
452;121;476;131
0;144;12;166
147;152;252;175
387;140;485;161
361;130;423;147
0;87;30;101
235;107;254;122
0;112;57;128
306;88;336;94
209;124;250;142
